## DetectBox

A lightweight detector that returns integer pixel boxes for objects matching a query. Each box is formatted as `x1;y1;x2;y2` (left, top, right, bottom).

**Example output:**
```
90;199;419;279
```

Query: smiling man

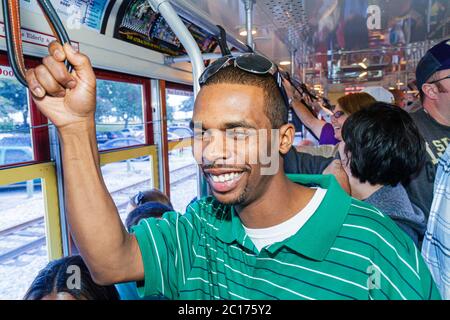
26;42;440;300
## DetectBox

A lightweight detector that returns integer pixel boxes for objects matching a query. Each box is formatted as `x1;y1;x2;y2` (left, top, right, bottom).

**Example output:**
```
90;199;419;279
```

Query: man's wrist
58;117;96;136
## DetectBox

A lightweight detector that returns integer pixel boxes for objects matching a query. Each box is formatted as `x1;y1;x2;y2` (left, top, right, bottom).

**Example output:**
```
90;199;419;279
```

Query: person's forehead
193;83;270;128
334;103;343;111
439;69;450;77
437;69;450;77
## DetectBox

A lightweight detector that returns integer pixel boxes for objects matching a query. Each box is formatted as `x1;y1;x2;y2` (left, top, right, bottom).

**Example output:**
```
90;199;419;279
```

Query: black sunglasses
198;53;290;108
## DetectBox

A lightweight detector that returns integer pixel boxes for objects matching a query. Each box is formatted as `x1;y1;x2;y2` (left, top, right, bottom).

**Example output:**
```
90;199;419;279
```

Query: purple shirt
319;123;339;145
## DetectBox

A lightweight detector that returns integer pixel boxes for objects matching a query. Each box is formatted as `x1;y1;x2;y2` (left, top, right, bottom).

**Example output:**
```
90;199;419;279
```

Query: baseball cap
361;86;395;104
416;39;450;90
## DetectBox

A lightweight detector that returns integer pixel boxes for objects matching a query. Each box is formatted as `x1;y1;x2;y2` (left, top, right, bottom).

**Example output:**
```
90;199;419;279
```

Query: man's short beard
216;185;250;206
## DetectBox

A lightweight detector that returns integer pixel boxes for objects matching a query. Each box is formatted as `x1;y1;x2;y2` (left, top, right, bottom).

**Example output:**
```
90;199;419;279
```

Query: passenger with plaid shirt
422;145;450;300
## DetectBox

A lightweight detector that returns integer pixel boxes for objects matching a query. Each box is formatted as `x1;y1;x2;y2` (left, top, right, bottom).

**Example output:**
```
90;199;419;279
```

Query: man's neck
235;173;316;229
423;101;450;127
349;175;383;201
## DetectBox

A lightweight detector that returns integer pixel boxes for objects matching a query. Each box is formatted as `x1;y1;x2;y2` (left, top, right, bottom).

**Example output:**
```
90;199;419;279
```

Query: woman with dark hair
24;255;119;300
339;103;427;245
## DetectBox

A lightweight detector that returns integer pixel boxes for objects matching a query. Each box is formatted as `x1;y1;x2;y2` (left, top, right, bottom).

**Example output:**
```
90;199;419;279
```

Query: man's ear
422;83;439;100
278;123;295;155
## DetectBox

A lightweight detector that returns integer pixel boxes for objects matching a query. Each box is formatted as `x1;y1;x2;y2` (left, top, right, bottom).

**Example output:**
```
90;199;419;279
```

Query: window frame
94;68;154;152
164;81;196;200
0;53;160;261
0;53;50;169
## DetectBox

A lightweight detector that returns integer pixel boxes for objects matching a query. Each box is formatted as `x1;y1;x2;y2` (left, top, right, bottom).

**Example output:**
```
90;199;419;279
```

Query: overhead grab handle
216;25;231;57
1;0;72;87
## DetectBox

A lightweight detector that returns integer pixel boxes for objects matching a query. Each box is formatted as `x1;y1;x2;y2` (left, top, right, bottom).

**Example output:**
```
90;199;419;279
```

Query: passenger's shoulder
186;196;219;212
342;198;412;252
408;108;425;119
284;147;334;175
184;196;232;222
340;199;438;300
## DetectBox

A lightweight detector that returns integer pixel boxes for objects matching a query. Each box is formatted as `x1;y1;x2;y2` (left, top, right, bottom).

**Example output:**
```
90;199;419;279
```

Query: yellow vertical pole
41;164;63;260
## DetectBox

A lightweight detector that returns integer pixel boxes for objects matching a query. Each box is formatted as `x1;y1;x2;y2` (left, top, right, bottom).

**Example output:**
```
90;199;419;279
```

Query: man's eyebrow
189;120;257;131
222;121;258;130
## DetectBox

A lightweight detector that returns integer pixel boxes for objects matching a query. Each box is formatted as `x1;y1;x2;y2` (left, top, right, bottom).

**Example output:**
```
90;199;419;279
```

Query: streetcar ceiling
176;0;450;87
1;1;449;88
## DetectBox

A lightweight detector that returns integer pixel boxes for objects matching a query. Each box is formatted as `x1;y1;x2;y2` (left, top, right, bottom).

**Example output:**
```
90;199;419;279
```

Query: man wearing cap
408;39;450;222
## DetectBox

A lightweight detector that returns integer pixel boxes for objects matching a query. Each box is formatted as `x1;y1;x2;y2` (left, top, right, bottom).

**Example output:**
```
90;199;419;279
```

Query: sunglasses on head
199;53;290;108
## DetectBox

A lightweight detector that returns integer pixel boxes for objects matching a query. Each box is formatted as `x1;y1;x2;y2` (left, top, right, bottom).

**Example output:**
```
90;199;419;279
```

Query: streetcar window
166;88;194;139
166;87;197;212
2;148;33;165
0;64;33;164
168;150;198;212
96;79;146;151
0;179;47;300
101;156;155;224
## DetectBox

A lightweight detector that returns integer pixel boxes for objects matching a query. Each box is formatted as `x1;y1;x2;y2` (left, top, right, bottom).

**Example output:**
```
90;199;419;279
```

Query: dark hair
23;255;119;300
203;66;288;128
130;189;173;209
341;103;425;186
125;202;174;232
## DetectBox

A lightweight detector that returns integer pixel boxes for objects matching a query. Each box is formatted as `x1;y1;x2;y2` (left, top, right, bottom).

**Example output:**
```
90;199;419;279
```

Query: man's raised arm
25;42;143;285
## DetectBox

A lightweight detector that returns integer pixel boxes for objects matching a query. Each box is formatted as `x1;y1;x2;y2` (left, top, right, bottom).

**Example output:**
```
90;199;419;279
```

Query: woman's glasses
332;111;346;119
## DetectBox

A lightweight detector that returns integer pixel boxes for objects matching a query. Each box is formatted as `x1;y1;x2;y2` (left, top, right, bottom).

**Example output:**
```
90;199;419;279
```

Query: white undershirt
243;188;327;252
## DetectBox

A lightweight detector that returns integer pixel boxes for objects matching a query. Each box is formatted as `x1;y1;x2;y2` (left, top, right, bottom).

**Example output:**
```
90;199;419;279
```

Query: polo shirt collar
217;205;258;253
216;174;352;260
266;175;352;261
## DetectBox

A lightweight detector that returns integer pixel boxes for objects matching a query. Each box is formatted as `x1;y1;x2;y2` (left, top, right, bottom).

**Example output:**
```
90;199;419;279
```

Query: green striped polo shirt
132;174;441;300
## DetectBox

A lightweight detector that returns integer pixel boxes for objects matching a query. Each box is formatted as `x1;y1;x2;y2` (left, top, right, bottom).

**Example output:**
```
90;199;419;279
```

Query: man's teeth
211;172;242;183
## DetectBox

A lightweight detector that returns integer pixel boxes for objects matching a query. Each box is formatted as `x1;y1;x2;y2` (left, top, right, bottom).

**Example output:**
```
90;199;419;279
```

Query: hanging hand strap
1;0;72;87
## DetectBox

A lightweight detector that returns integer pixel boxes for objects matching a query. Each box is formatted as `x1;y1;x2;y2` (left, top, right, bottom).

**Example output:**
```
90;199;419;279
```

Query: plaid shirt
422;145;450;300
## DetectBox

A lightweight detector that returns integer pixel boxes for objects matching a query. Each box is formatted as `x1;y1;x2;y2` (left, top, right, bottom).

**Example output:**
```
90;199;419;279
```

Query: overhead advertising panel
113;0;218;56
21;0;111;32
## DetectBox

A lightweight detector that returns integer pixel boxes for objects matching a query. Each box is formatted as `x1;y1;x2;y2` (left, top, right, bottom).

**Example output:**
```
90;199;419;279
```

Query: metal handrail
146;0;207;197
